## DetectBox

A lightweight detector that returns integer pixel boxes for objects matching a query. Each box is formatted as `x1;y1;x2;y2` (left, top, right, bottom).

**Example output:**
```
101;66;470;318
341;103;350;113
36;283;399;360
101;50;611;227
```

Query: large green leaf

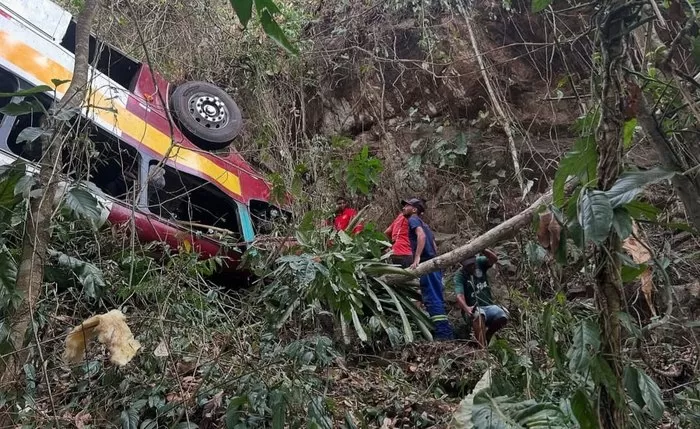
637;368;664;420
17;127;50;144
49;250;106;299
259;10;298;55
578;189;613;244
254;0;281;14
62;186;102;222
349;307;367;342
0;85;53;97
0;100;43;116
553;136;597;206
589;355;623;405
377;279;414;343
605;168;675;208
624;200;659;221
531;0;552;13
270;389;286;429
472;392;569;428
0;166;23;226
229;0;253;27
567;319;600;374
120;408;139;429
612;208;633;239
571;389;598;429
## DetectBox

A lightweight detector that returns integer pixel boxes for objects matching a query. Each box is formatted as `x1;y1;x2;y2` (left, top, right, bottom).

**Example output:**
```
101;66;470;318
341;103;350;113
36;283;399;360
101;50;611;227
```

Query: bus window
6;108;45;162
249;199;292;235
64;127;141;202
61;21;141;90
147;163;242;240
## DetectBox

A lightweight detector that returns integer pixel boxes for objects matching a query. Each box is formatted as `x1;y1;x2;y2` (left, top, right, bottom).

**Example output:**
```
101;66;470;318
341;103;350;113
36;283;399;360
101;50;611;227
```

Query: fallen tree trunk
384;190;553;284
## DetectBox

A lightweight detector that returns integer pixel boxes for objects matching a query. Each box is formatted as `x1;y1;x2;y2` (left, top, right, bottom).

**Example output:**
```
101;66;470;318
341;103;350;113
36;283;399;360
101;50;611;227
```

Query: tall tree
593;1;636;427
0;0;101;385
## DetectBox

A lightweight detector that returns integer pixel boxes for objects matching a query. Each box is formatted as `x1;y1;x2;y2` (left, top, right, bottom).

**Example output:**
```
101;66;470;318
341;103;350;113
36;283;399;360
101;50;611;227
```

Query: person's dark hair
336;196;347;203
461;256;477;270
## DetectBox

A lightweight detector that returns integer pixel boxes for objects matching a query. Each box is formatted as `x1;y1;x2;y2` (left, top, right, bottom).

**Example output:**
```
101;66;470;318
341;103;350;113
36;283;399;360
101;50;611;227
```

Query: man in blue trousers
401;198;454;340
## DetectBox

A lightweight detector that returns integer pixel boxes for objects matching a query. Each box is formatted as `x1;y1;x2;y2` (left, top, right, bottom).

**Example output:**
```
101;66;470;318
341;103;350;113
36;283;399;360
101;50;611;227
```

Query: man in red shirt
332;197;363;234
384;212;412;267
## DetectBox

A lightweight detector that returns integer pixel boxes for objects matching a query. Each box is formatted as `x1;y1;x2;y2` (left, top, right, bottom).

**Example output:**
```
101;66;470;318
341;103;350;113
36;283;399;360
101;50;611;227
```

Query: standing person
384;211;412;268
402;198;453;340
453;249;508;347
331;196;363;234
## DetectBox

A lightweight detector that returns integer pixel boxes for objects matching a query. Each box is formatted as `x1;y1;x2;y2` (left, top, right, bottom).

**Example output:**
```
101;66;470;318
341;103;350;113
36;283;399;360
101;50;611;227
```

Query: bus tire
170;81;242;150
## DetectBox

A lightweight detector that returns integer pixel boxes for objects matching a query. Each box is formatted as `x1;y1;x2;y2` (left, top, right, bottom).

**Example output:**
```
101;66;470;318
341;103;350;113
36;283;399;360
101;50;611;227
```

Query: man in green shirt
454;249;508;346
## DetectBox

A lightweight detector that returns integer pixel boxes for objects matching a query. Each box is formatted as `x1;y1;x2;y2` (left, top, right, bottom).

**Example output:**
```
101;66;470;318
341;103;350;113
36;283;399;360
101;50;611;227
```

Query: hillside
0;0;698;428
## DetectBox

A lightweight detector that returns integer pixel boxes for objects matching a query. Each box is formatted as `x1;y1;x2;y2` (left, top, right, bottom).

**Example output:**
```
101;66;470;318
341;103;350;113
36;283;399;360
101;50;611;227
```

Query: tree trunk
629;25;700;232
594;2;631;427
0;0;100;386
382;190;554;285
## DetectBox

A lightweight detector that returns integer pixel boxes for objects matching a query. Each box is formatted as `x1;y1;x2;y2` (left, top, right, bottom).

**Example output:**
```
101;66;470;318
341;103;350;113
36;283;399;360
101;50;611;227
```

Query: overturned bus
0;0;287;270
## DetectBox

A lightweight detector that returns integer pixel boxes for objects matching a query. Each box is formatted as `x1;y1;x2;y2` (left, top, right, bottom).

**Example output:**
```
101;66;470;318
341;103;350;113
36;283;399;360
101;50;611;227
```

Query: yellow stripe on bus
0;30;242;196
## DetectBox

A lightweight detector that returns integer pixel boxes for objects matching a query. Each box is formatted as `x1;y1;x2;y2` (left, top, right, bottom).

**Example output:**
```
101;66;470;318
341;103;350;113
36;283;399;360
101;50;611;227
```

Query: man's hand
465;305;475;316
410;258;420;269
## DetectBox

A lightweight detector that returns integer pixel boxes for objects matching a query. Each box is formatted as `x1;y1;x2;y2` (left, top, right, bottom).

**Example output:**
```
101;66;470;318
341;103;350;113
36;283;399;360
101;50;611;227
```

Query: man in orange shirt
332;196;363;234
384;211;413;268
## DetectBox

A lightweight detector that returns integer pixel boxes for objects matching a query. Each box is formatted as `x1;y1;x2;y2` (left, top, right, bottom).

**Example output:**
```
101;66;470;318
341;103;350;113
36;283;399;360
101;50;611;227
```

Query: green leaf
612;207;633;239
120;408;139;429
49;250;106;299
51;78;71;88
692;36;700;65
621;264;647;283
553;136;597;206
270;389;286;429
624;366;645;408
472;393;569;428
637;368;664;419
254;0;281;14
531;0;552;13
623;118;637;149
0;247;18;309
617;312;641;338
0;100;43;116
542;303;562;368
229;0;253;27
349;307;367;342
174;423;198;429
624;200;659;221
590;355;623;405
63;186;102;222
14;175;35;198
377;279;414;343
337;230;352;244
571;389;598;429
17;127;50;144
0;85;53;97
259;10;298;55
578;189;613;244
567;319;600;374
606;168;675;208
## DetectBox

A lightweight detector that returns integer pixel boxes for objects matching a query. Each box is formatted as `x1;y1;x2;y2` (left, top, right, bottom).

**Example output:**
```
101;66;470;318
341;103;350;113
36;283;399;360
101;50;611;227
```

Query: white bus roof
0;0;72;42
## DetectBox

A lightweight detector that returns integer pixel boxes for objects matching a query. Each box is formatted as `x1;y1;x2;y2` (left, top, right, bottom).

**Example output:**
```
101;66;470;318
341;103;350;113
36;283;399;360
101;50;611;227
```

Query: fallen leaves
536;211;562;255
622;224;656;316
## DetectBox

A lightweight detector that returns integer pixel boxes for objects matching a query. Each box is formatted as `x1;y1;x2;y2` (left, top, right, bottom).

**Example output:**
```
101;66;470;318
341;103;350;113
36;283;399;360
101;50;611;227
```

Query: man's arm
454;271;473;314
412;226;426;269
384;223;393;239
483;248;498;267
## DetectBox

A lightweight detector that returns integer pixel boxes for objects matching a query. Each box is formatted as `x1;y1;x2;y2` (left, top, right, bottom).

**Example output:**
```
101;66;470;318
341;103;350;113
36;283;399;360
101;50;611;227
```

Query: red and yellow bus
0;0;287;269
